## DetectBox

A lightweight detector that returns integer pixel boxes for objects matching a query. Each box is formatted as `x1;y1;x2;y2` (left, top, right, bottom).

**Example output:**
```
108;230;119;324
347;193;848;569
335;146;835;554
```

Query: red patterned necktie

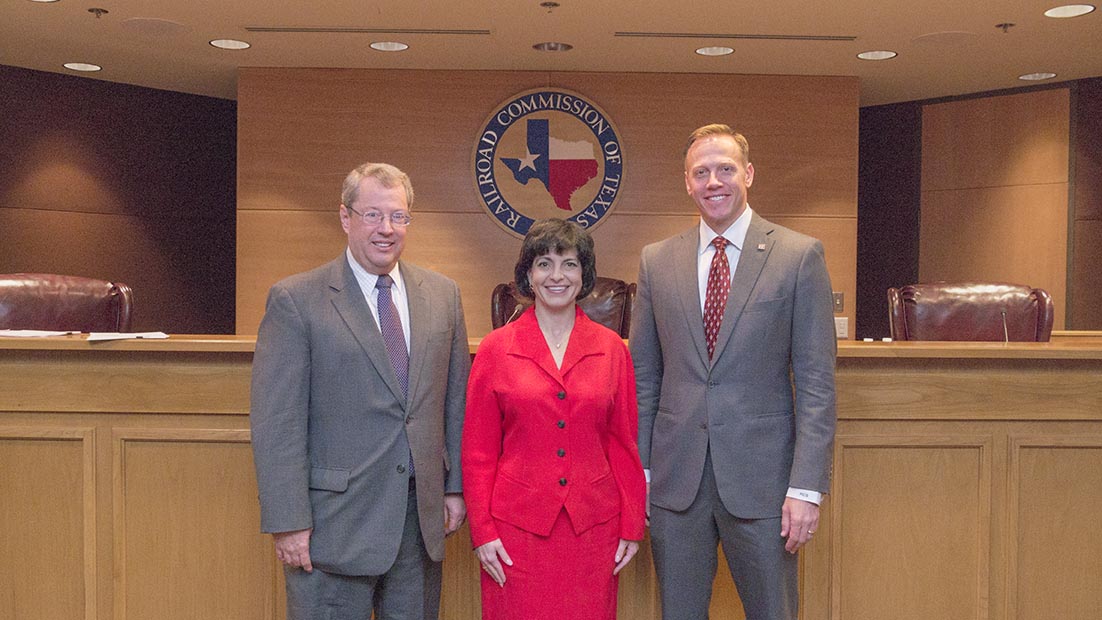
703;236;731;360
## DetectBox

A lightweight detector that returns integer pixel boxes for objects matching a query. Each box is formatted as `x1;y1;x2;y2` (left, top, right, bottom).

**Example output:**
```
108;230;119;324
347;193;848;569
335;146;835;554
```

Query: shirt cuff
643;468;651;483
786;487;822;505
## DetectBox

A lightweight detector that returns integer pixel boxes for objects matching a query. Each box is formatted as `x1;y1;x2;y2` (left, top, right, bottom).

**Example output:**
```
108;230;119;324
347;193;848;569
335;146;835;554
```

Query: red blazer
463;305;646;548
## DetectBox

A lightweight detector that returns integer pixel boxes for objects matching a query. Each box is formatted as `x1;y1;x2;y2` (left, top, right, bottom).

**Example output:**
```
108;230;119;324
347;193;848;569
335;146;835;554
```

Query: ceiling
6;0;1101;106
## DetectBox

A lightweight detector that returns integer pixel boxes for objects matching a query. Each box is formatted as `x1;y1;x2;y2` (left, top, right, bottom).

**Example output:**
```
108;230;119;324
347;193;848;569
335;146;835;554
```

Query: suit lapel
402;262;431;404
672;228;711;369
558;306;604;379
506;307;565;388
328;258;408;406
711;213;774;363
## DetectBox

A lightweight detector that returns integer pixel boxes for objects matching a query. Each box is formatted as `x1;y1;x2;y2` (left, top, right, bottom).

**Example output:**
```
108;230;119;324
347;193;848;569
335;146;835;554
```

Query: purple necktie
376;274;413;476
375;274;409;396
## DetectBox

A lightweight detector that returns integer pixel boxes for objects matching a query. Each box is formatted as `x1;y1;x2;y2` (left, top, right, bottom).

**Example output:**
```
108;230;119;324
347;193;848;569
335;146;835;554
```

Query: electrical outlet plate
834;317;849;339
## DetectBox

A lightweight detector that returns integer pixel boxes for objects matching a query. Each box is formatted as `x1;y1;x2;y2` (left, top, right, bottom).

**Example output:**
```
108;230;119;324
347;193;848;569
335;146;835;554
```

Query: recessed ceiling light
370;41;409;52
533;41;573;52
1044;4;1095;18
29;0;61;3
1019;72;1058;81
209;39;250;50
857;50;898;61
63;62;101;72
696;46;734;56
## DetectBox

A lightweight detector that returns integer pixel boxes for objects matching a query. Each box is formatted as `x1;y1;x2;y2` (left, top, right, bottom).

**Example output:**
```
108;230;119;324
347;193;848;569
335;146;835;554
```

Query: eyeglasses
345;204;413;227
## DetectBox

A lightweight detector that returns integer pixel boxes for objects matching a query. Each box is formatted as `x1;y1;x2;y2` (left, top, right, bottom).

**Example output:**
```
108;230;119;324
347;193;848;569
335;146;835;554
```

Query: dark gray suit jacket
630;213;836;519
250;255;470;575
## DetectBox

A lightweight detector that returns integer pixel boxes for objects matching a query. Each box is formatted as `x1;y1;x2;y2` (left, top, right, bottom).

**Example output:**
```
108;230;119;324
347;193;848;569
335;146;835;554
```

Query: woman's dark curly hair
514;218;596;301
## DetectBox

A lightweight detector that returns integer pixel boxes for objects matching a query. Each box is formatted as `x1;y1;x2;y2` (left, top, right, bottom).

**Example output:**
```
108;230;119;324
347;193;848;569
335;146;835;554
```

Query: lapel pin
757;243;766;251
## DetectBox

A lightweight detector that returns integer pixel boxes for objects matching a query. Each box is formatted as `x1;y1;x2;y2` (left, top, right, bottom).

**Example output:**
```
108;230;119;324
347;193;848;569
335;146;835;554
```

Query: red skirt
480;508;621;620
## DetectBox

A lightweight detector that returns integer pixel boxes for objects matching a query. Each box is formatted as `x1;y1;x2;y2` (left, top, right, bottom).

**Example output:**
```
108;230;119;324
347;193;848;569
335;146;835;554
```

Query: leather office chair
0;273;135;332
490;276;636;338
887;282;1053;342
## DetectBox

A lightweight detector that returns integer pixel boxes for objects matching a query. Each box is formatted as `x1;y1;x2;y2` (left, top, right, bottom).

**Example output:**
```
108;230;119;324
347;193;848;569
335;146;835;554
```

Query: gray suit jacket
630;213;836;519
250;255;470;575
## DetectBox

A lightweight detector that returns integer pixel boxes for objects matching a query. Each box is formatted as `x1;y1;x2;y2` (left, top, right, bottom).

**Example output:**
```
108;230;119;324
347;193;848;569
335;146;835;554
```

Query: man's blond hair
685;124;750;165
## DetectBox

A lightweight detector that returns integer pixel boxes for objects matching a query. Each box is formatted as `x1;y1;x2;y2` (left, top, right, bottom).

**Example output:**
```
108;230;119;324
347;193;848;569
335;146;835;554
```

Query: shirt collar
345;247;403;292
698;205;753;256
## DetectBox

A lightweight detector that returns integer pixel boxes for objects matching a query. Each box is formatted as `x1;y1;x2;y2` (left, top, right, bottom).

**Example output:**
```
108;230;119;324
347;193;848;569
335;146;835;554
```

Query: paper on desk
86;331;170;342
0;329;78;337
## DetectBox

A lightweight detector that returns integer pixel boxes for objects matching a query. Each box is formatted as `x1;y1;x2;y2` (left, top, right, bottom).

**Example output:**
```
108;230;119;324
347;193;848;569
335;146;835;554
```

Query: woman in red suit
463;218;647;620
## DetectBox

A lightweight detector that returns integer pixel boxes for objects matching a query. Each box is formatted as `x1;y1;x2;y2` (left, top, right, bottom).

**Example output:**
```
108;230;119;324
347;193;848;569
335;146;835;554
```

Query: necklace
542;324;573;350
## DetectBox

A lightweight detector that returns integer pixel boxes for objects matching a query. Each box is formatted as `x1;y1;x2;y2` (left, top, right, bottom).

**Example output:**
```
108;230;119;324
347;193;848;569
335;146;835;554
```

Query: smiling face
527;249;582;314
684;133;755;234
340;176;409;275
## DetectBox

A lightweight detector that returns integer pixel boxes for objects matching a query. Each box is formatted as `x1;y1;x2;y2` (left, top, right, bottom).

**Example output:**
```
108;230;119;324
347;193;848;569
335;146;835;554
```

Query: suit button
699;422;708;430
557;420;566;428
557;391;566;400
557;448;566;457
397;464;407;474
559;478;567;486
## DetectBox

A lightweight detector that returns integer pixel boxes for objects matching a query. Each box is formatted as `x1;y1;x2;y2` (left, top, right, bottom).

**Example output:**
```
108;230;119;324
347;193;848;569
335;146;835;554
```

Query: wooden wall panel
0;427;95;620
112;429;274;620
922;89;1070;192
237;69;858;337
833;437;991;620
920;88;1070;331
1009;437;1102;620
238;210;858;338
4;338;1102;620
918;184;1069;328
0;349;252;415
836;358;1102;421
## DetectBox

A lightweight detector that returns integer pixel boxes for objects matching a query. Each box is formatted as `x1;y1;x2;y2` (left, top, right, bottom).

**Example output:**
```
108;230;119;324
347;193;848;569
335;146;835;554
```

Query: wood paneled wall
5;337;1102;620
236;69;858;337
0;65;238;333
919;88;1071;329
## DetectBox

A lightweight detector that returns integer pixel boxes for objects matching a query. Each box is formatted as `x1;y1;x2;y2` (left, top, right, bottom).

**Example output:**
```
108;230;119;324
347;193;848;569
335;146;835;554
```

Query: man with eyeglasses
250;162;471;620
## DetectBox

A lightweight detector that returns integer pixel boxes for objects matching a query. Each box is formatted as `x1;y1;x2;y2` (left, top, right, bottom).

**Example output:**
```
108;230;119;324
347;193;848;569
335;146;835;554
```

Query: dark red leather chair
491;276;636;338
0;273;134;332
887;282;1053;342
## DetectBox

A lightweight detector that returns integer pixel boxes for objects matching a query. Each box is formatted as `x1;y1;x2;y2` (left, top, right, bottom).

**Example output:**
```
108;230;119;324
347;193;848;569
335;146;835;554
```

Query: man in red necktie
630;124;837;620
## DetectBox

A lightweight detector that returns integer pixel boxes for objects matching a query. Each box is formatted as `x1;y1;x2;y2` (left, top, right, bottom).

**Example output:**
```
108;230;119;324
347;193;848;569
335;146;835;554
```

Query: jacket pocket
309;466;350;492
744;296;787;313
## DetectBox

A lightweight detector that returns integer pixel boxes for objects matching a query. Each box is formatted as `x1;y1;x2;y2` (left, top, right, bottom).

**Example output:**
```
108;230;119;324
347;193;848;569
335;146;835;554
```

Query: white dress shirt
346;248;411;352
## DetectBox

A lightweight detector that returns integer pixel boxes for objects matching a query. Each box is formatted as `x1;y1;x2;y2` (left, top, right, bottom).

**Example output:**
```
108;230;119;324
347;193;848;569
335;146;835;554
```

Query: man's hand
273;528;313;572
780;497;820;554
444;493;466;536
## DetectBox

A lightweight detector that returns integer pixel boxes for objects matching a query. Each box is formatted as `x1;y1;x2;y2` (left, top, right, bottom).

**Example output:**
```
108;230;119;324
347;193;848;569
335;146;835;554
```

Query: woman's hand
475;538;513;586
613;538;639;575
